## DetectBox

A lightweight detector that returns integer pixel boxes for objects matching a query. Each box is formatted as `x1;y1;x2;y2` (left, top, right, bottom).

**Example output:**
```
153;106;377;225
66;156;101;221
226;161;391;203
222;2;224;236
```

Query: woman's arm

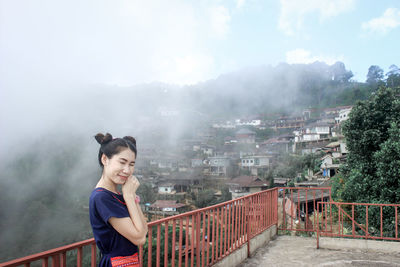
109;196;147;245
109;176;147;246
135;202;148;234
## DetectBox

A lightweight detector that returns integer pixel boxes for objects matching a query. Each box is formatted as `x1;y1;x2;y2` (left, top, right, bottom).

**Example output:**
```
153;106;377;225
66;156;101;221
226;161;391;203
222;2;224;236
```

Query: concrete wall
319;237;400;254
213;225;277;267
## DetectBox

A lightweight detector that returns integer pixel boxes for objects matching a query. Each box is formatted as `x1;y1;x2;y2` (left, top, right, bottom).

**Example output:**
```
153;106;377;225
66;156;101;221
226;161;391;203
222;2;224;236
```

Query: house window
255;159;260;165
250;160;253;163
165;188;168;191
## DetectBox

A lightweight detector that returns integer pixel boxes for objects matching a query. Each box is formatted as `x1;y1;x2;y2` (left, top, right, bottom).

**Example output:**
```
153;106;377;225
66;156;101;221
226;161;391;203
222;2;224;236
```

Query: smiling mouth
119;175;128;180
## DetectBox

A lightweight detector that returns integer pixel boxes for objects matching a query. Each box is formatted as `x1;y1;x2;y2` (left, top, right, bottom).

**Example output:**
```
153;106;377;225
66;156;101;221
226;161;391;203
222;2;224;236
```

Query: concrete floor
237;235;400;267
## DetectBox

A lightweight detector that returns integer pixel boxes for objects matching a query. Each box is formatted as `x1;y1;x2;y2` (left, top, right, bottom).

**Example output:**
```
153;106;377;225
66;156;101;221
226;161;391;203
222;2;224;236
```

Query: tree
386;64;400;88
329;61;353;83
366;65;384;84
332;87;400;236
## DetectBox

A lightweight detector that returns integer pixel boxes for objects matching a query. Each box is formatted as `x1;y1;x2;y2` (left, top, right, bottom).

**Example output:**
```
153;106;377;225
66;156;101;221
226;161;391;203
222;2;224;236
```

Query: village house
235;128;256;143
274;116;305;129
157;182;175;194
240;155;271;176
335;107;353;124
260;135;293;153
320;154;340;178
226;176;269;199
294;122;332;143
207;155;232;177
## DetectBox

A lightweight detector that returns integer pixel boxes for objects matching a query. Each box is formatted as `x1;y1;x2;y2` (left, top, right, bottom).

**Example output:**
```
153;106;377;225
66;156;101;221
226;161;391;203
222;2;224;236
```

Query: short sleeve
93;192;130;226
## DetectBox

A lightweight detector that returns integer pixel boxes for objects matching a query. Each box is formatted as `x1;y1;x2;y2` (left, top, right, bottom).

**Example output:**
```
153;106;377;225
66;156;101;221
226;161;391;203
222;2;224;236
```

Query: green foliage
332;87;400;237
136;182;156;204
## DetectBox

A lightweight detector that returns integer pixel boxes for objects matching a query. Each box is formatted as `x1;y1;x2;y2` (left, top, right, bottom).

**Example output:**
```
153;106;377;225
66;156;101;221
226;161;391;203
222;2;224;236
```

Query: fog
0;0;360;262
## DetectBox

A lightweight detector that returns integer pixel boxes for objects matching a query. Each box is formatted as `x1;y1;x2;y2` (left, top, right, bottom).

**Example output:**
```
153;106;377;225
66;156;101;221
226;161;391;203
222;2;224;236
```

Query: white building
335;107;352;124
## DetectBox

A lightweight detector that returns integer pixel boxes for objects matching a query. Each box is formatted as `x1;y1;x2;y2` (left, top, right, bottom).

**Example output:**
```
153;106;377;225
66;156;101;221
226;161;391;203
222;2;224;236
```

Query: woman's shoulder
90;188;113;202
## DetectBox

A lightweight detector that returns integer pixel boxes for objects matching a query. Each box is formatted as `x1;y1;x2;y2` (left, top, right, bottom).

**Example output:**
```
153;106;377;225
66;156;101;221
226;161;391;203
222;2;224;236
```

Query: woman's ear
101;154;109;166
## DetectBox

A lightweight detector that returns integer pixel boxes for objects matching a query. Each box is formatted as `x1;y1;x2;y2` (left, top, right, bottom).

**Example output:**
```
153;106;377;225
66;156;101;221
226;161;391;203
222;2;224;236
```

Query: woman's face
102;148;136;185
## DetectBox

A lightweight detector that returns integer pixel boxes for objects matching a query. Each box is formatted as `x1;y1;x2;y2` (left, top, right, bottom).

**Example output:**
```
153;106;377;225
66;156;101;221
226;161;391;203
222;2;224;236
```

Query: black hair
94;133;137;168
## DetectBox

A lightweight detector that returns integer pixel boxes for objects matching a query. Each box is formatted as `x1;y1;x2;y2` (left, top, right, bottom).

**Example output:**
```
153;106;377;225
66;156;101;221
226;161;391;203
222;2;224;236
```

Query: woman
89;133;148;267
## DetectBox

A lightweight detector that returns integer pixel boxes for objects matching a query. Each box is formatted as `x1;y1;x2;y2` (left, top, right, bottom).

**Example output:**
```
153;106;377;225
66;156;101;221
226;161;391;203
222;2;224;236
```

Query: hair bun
95;133;113;145
123;136;136;146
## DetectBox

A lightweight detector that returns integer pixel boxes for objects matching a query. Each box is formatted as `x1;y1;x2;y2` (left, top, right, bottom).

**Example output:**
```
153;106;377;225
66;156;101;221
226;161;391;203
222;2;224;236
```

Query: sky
1;0;400;88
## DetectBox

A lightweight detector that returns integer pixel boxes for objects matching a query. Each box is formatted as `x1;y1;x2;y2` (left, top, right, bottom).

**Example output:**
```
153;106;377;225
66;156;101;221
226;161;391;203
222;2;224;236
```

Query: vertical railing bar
196;213;201;267
297;190;300;231
227;202;231;254
223;205;228;256
91;243;97;267
394;206;398;239
185;217;189;267
352;205;355;237
61;252;66;267
178;219;183;267
52;254;59;267
24;263;30;267
148;225;153;267
235;199;239;249
212;209;216;264
283;189;286;230
206;210;211;266
191;214;195;267
172;219;176;267
201;211;206;267
165;221;169;267
190;214;197;267
219;206;224;259
246;197;251;258
157;224;161;267
77;247;83;267
241;199;245;245
290;190;294;230
325;201;328;233
215;208;219;262
305;190;308;230
366;206;369;238
42;257;49;267
313;190;316;231
139;245;143;267
329;188;333;233
380;206;383;238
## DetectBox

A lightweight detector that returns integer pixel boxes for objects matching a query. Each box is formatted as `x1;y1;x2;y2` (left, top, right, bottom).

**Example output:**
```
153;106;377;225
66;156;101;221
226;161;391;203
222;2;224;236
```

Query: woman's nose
123;165;130;173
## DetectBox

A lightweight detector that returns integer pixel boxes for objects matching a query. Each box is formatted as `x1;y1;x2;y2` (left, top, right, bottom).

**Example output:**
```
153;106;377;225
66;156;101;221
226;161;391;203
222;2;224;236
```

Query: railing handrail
1;188;278;267
148;187;277;226
0;238;95;267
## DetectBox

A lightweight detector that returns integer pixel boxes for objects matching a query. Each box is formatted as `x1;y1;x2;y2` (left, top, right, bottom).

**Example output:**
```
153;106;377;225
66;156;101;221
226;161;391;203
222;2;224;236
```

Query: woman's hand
122;175;140;199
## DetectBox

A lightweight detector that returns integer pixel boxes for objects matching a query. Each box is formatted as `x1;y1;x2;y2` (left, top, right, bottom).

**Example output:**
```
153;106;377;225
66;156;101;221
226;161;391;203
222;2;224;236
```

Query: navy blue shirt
89;188;138;267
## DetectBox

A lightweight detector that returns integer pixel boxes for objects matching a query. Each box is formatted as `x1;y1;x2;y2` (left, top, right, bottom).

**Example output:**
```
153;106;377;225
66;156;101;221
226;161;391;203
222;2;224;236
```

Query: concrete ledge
213;225;277;267
320;237;400;254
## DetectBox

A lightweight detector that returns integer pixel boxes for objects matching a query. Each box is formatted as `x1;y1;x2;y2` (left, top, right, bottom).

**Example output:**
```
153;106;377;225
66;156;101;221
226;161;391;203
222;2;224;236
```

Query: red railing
317;201;400;247
141;188;277;267
278;187;331;233
0;238;97;267
1;188;278;267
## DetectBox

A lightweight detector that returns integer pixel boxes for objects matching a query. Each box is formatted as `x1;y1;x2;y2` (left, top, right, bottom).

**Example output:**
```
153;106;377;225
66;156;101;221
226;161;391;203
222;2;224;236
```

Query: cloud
0;0;233;87
286;48;344;65
236;0;246;9
278;0;355;36
208;5;231;38
156;54;215;85
362;8;400;35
